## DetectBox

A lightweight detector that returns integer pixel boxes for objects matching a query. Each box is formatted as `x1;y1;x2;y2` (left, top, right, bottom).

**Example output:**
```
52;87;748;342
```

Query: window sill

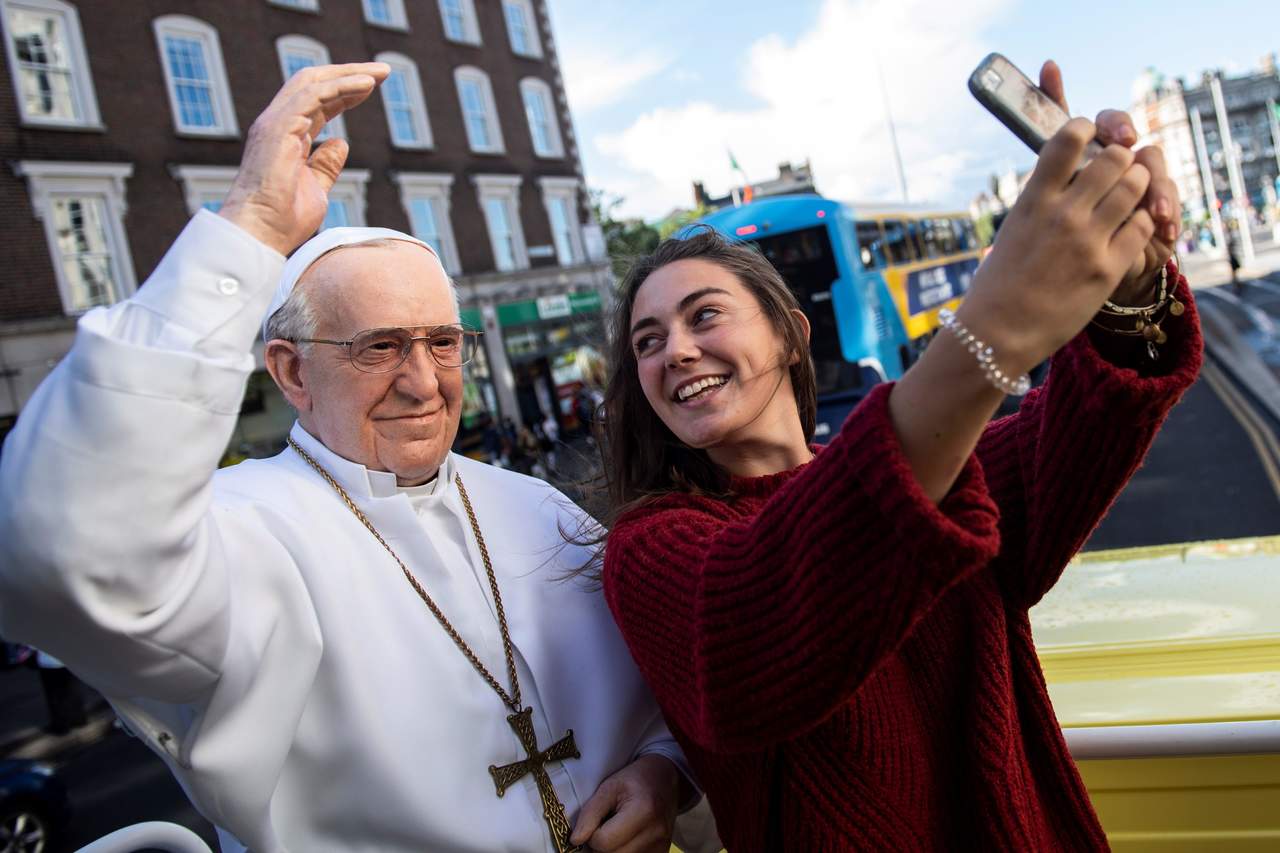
175;129;241;141
267;2;322;13
444;36;483;47
511;50;544;61
19;120;107;133
532;151;566;161
468;147;508;157
366;19;410;32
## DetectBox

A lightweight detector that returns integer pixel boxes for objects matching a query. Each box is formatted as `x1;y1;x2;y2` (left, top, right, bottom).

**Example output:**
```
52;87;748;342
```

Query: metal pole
1268;97;1280;188
1190;108;1227;257
1210;73;1256;263
875;55;909;204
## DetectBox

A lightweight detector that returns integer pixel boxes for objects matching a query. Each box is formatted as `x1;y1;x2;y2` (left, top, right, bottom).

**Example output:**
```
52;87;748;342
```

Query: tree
588;189;660;277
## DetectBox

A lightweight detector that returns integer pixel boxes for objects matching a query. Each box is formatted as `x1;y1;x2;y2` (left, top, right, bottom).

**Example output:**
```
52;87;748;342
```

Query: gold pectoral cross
489;707;582;853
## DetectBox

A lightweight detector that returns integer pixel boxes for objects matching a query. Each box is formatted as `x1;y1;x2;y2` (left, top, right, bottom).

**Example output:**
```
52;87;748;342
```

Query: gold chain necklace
287;437;583;853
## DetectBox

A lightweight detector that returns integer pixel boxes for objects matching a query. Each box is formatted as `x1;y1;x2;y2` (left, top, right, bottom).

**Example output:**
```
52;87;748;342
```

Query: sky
547;0;1280;220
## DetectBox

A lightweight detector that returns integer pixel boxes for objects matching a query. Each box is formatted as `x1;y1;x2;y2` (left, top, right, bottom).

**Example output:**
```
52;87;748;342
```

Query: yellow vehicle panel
1032;537;1280;849
880;249;981;339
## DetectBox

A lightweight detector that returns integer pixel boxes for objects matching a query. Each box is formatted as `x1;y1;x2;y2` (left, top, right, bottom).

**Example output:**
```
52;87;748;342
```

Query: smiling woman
589;84;1204;849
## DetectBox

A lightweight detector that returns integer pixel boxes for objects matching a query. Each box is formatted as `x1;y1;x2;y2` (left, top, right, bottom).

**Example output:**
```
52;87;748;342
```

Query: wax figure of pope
0;64;711;853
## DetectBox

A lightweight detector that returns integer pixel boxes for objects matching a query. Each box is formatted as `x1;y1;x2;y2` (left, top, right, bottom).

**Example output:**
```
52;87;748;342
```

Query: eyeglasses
293;324;483;373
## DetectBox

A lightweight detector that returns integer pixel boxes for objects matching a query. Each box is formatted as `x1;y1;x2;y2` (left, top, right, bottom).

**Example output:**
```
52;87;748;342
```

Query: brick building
0;0;611;457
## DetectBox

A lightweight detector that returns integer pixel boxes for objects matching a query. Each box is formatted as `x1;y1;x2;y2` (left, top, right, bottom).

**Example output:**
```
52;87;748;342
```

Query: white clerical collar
287;422;455;500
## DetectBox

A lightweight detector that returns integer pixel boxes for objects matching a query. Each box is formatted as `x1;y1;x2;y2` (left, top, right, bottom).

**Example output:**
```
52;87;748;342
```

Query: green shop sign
495;292;602;328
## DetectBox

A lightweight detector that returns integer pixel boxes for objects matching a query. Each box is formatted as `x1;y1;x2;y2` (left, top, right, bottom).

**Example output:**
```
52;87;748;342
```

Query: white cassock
0;211;701;852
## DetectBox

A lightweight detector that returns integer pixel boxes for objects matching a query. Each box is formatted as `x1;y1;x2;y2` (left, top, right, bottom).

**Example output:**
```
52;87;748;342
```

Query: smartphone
968;53;1103;164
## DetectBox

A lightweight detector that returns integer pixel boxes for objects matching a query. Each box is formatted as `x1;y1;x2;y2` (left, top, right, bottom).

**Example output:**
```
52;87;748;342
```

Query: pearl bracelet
937;308;1032;397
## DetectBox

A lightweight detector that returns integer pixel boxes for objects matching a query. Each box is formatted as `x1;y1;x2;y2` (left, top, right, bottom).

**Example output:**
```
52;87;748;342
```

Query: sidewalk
1180;232;1280;290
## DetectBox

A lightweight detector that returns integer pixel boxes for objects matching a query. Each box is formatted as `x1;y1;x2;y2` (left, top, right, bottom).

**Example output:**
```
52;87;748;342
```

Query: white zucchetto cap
262;226;442;341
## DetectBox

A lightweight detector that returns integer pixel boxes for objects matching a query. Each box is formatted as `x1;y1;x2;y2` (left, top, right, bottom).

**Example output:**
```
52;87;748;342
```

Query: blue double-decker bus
698;194;983;440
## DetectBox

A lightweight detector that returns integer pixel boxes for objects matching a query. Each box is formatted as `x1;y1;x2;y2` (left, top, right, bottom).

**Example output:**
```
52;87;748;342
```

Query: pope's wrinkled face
295;241;463;485
630;258;799;451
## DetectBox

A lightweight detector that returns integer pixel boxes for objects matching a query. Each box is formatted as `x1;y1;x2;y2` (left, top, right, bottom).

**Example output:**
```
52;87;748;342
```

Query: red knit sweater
604;272;1202;851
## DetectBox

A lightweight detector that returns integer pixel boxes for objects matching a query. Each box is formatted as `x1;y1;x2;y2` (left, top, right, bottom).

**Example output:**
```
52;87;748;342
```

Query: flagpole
875;54;909;204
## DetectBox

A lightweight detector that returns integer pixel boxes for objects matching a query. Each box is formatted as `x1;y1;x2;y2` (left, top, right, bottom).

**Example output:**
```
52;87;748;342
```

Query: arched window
454;66;503;154
437;0;479;44
375;51;432;149
153;14;237;136
275;35;344;140
519;77;563;158
362;0;407;29
1;0;101;127
502;0;540;58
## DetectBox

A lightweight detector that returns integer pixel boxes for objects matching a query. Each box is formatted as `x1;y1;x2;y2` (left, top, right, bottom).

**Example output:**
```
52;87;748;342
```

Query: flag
728;149;741;172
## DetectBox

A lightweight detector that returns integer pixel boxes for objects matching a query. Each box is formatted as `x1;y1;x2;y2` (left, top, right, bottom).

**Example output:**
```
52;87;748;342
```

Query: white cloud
592;0;1013;219
560;45;672;115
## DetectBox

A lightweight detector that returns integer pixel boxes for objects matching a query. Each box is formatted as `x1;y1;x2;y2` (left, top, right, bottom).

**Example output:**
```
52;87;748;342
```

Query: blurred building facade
693;160;817;211
1131;56;1280;240
0;0;610;457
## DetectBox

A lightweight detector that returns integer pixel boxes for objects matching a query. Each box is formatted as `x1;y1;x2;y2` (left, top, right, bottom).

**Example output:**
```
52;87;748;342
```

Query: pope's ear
264;339;311;412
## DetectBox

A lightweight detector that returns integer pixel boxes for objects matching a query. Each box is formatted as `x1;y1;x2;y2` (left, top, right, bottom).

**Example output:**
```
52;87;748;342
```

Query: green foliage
588;188;660;278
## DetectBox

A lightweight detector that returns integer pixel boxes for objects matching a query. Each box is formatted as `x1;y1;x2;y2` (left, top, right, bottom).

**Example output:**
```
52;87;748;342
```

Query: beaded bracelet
937;308;1032;396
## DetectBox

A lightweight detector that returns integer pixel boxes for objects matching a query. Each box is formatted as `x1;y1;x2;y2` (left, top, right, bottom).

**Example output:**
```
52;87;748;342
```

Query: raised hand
1038;60;1180;302
958;114;1157;375
218;62;390;256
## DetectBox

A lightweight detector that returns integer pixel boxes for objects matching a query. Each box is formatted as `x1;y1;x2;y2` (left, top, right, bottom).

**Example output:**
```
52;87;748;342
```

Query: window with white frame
320;169;370;230
170;164;236;214
502;0;540;58
538;177;583;266
520;78;563;158
268;0;319;10
376;51;432;149
1;0;100;127
153;15;238;136
362;0;407;29
474;174;526;272
393;172;461;276
14;161;137;314
454;66;503;154
437;0;479;44
276;35;344;140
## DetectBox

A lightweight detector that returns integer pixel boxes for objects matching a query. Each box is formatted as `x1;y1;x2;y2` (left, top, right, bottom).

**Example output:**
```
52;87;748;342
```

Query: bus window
905;219;926;260
962;219;978;250
950;217;971;251
932;218;958;255
751;226;861;396
917;219;942;259
854;220;887;270
882;219;916;265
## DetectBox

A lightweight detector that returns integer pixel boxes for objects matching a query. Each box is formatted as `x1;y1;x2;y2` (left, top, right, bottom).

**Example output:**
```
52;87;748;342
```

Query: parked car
0;759;69;853
1033;536;1280;851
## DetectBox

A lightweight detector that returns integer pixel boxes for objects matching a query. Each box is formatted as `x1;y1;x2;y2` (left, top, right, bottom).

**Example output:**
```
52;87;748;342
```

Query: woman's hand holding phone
1037;60;1181;303
960;61;1180;374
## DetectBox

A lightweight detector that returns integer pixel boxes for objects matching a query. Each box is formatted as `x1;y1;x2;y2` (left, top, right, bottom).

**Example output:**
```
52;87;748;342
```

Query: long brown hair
574;227;817;578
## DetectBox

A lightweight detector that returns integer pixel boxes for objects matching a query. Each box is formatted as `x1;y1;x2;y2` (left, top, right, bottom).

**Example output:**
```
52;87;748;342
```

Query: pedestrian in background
588;61;1201;851
36;650;88;736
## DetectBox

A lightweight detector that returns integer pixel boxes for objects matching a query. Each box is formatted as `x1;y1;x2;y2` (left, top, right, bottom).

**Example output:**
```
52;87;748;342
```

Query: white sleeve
0;211;285;703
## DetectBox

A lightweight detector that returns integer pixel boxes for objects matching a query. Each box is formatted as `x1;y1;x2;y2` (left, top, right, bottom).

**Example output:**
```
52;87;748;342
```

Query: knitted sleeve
976;265;1203;609
602;384;1001;754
